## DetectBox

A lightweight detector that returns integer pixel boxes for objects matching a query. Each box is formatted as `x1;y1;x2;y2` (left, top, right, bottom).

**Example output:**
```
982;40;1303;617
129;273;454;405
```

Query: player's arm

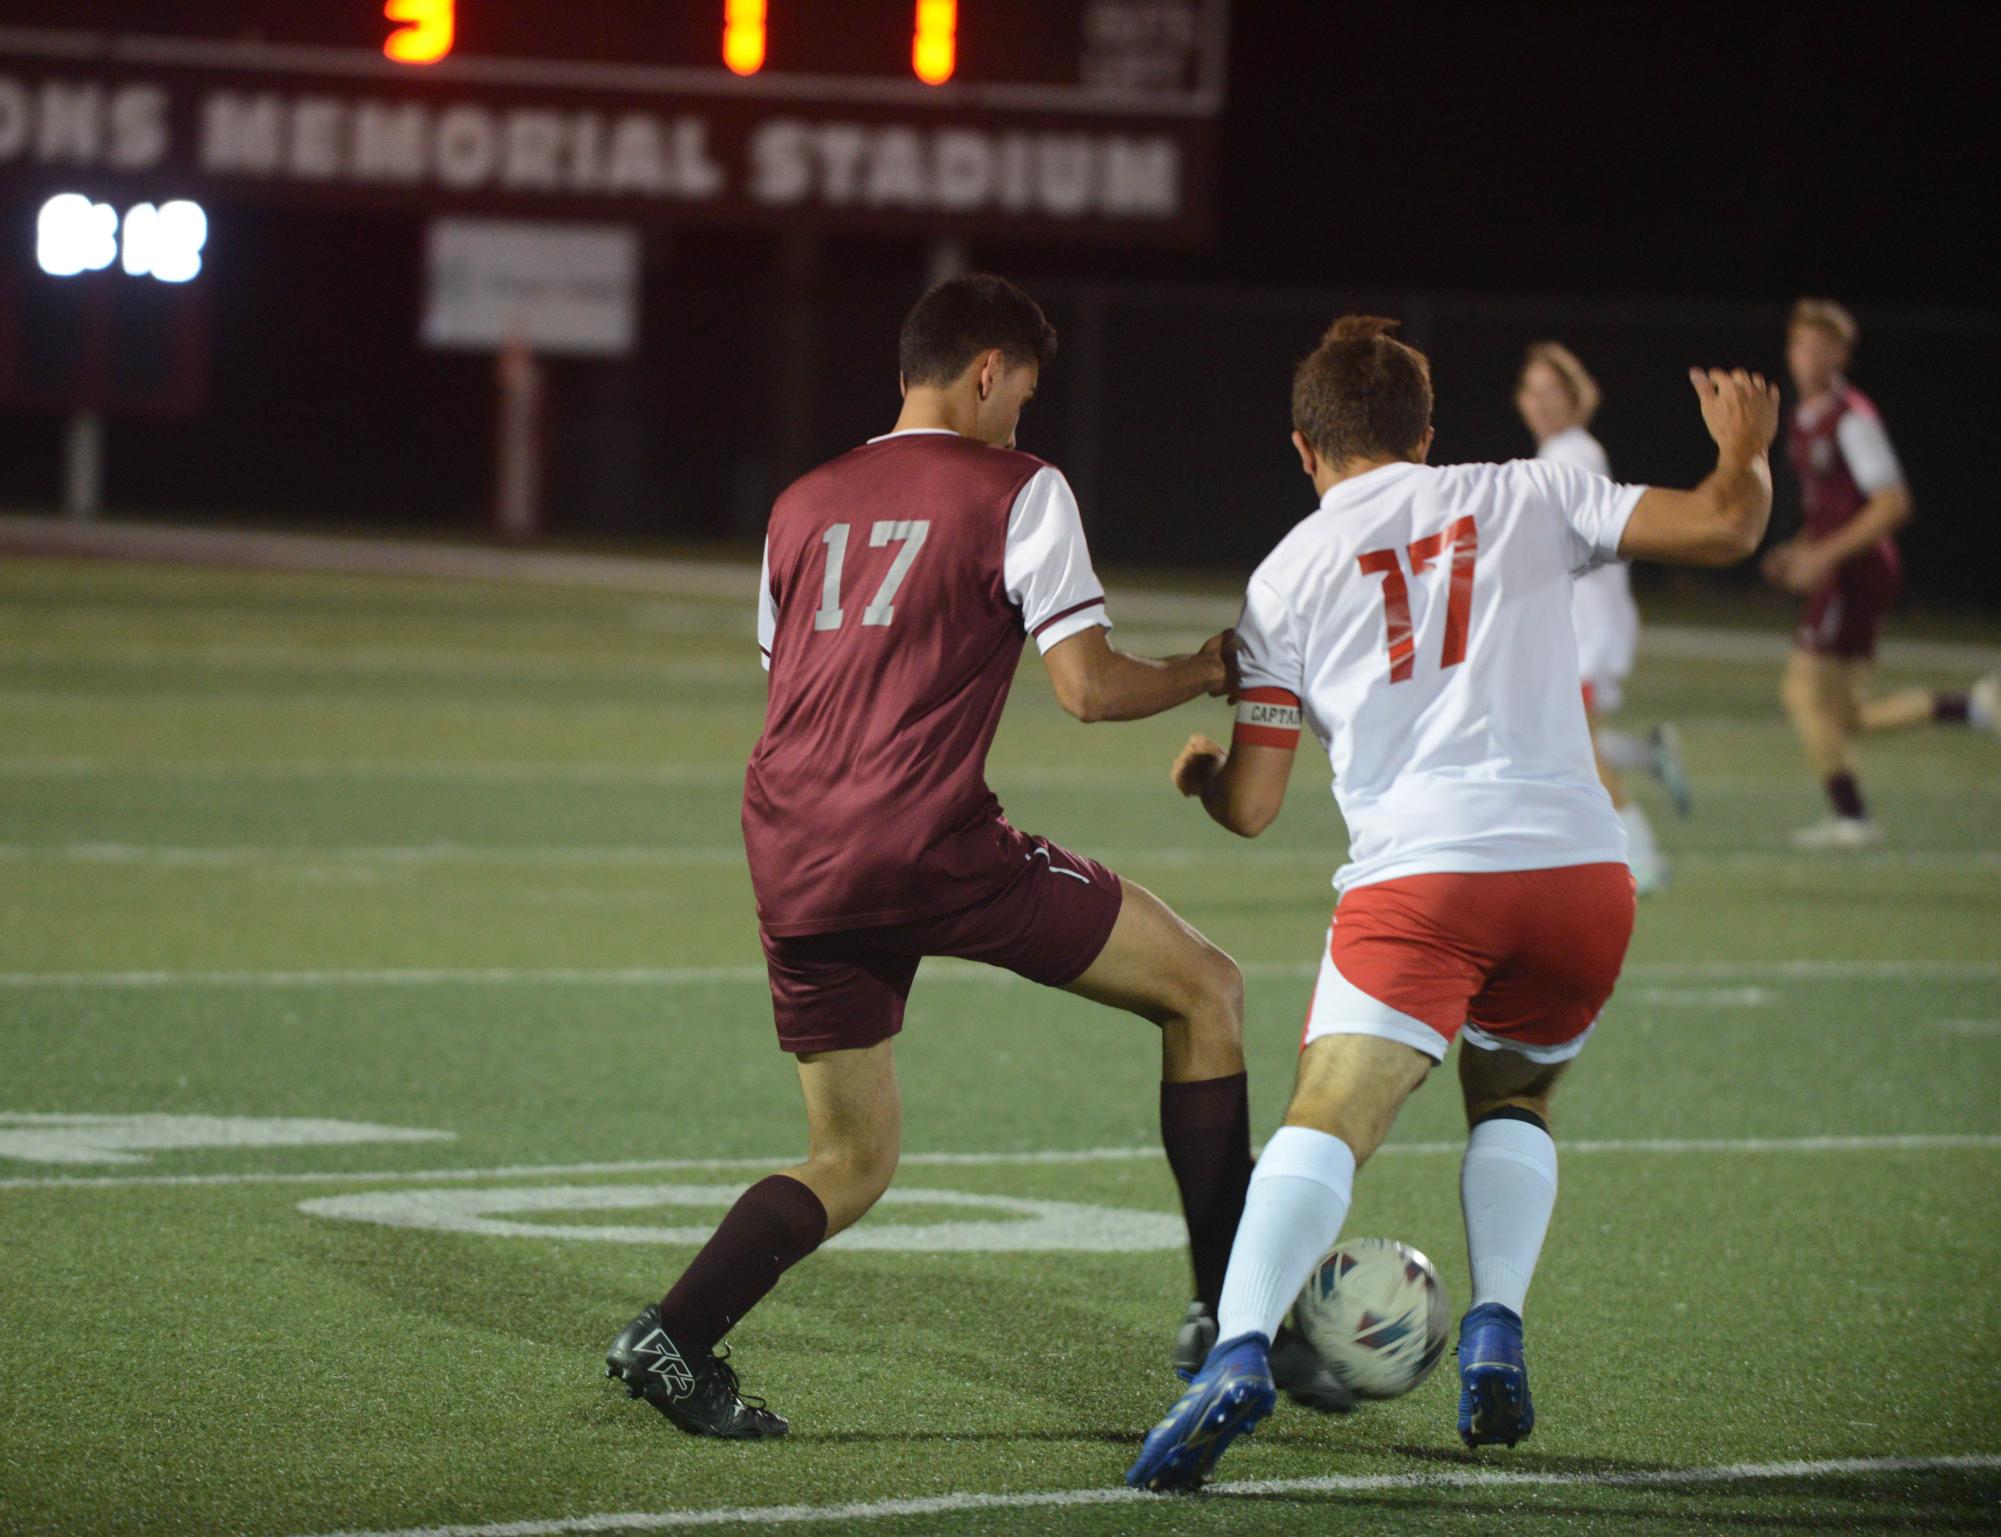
1042;626;1231;723
1172;735;1296;837
1010;466;1231;722
1773;414;1912;592
1616;369;1782;567
1169;683;1303;837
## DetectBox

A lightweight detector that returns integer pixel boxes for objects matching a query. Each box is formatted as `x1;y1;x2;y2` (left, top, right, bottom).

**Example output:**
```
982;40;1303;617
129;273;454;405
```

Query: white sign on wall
422;218;639;358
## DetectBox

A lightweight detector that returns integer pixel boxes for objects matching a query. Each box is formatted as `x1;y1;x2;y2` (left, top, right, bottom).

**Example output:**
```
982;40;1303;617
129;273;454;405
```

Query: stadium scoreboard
0;1;1227;240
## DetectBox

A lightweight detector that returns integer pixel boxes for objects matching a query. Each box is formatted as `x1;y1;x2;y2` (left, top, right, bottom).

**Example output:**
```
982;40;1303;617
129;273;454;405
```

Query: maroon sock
1934;692;1971;725
659;1175;828;1356
1824;771;1867;821
1160;1072;1254;1313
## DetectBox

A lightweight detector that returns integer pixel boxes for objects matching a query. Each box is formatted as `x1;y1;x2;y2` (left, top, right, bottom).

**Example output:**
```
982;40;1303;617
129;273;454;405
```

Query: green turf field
2;552;1997;1537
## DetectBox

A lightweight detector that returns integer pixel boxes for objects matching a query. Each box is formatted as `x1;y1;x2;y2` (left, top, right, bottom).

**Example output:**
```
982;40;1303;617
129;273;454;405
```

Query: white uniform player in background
1125;317;1780;1493
1516;342;1691;894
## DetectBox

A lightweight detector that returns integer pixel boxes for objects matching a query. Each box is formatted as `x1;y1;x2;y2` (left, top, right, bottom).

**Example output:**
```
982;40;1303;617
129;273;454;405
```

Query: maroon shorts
1798;550;1900;661
759;836;1124;1055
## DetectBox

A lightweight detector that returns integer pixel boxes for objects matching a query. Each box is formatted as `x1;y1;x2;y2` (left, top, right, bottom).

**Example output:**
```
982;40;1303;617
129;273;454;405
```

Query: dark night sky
1195;0;1995;306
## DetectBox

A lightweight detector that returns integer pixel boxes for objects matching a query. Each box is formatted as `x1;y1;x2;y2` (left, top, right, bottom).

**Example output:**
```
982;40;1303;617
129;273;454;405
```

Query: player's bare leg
779;1039;902;1235
1858;679;1995;736
1455;1043;1569;1447
1065;879;1252;1351
1280;1033;1434;1156
607;1045;900;1439
1782;651;1882;848
1065;877;1245;1082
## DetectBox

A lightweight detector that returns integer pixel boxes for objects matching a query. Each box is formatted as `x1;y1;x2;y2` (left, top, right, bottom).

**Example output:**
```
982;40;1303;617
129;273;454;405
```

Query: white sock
1597;727;1651;773
1619;802;1663;884
1214;1126;1355;1346
1460;1117;1559;1316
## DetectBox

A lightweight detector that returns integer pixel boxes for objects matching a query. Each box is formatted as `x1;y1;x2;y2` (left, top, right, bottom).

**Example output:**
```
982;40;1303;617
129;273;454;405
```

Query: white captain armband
1233;688;1302;749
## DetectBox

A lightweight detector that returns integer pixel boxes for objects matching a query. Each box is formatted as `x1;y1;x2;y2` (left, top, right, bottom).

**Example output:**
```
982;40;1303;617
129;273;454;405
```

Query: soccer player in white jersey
1125;318;1780;1491
1516;342;1692;894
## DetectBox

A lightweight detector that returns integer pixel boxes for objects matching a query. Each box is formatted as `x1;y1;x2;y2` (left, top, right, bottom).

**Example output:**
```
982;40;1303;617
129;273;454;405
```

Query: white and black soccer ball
1287;1237;1451;1400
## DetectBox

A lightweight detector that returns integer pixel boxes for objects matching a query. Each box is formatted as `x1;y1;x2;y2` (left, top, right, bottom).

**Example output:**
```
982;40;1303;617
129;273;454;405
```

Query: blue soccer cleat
1457;1302;1534;1448
1126;1331;1277;1492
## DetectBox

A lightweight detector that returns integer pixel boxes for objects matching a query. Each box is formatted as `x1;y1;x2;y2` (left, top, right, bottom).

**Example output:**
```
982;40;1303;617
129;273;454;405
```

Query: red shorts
1305;864;1635;1063
759;836;1123;1055
1798;549;1900;661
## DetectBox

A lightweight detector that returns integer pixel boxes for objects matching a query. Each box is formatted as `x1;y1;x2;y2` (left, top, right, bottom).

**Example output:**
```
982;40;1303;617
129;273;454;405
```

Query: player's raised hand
1689;367;1782;461
1171;733;1228;797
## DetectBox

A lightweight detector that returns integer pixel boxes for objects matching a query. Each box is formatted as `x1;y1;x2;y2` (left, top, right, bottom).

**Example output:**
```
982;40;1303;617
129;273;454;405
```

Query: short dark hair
1291;316;1433;464
898;274;1058;388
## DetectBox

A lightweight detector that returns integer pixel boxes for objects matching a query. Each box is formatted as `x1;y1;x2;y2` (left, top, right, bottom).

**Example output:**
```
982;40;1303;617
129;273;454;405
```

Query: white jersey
1234;459;1643;892
1541;427;1639;695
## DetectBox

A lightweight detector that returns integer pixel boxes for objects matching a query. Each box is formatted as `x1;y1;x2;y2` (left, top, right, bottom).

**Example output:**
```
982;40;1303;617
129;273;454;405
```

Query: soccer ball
1287;1237;1450;1400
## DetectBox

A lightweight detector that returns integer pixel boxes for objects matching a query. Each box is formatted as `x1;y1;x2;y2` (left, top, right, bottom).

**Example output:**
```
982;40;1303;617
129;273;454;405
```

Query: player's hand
1689;367;1781;461
1776;541;1834;595
1759;540;1795;587
1197;629;1238;698
1172;733;1228;797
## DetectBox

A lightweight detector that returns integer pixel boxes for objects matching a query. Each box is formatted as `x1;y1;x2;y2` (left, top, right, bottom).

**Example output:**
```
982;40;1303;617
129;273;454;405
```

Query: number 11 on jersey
1357;515;1478;683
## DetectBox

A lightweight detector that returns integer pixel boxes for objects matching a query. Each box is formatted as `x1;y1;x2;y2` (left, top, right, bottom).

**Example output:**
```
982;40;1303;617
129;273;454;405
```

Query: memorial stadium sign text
0;72;1211;240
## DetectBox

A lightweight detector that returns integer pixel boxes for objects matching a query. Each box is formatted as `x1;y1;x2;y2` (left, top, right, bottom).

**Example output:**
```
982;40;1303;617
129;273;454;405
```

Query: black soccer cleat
1172;1300;1355;1414
604;1305;789;1440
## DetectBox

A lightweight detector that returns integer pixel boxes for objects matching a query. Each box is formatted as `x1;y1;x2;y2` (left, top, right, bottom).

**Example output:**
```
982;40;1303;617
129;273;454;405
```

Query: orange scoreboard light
913;1;958;87
722;0;767;77
362;1;1088;91
382;0;454;66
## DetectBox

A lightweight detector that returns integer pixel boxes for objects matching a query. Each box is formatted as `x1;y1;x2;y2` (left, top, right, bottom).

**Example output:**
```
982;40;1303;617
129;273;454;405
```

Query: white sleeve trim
1837;411;1905;496
1005;466;1112;654
756;536;776;671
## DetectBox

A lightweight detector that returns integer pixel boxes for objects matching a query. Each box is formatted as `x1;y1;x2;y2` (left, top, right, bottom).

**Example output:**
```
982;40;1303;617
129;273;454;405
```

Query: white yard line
5;1134;1995;1193
1;958;1996;990
2;843;1998;874
285;1455;2001;1537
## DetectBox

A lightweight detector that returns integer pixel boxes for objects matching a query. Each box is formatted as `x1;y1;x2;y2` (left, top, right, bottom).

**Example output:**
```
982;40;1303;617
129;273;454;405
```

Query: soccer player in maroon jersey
1764;299;1998;849
605;275;1268;1438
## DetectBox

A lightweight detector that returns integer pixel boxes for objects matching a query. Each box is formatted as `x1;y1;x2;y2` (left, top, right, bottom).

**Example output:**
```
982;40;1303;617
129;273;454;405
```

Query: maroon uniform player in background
605;275;1265;1438
1764;298;1997;849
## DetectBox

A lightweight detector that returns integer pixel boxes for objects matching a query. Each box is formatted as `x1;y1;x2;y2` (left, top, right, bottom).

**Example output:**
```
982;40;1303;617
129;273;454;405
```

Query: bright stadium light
120;201;209;283
913;0;957;86
36;193;119;278
724;0;768;76
384;0;454;65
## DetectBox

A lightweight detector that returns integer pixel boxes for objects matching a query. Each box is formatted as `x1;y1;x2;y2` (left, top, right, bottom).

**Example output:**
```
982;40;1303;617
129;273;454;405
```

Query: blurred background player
1765;298;1999;849
1516;342;1691;893
1125;318;1780;1492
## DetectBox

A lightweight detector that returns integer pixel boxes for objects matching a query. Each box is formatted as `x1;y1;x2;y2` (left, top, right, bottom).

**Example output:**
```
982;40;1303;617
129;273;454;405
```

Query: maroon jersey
1787;385;1899;562
744;431;1108;936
